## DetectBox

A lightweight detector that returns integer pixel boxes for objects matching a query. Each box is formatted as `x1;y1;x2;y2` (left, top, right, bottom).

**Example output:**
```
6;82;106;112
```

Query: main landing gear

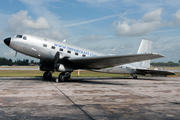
43;71;52;80
131;74;137;79
57;72;71;82
43;71;71;82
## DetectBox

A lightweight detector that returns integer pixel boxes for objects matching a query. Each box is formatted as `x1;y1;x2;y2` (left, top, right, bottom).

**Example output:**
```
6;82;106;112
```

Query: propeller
54;52;64;71
54;52;60;71
15;51;17;57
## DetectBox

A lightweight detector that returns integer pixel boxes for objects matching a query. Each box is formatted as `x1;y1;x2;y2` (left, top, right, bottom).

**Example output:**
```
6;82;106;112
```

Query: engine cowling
56;64;73;72
54;52;73;72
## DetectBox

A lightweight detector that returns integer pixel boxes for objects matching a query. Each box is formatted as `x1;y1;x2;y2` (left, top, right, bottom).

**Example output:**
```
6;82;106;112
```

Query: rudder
136;38;152;68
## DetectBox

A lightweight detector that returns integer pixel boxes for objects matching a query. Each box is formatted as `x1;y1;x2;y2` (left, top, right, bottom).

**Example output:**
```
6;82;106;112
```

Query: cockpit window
23;36;27;40
16;35;23;38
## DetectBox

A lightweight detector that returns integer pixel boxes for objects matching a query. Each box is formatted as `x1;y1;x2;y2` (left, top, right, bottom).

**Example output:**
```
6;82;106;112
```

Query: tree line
151;61;179;67
0;57;179;66
0;57;39;66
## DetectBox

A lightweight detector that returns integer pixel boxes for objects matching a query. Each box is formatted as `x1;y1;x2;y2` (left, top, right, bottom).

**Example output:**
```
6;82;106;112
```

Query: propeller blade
15;51;17;57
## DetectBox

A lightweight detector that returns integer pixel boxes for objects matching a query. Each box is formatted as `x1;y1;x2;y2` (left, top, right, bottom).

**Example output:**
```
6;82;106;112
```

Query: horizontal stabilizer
68;53;164;69
136;69;175;76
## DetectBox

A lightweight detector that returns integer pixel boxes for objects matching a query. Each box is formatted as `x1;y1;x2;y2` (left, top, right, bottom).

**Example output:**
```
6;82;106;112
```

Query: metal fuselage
5;34;146;75
9;35;103;60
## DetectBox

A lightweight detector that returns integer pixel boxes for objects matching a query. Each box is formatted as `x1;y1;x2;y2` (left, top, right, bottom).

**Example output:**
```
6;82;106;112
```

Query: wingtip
152;53;164;57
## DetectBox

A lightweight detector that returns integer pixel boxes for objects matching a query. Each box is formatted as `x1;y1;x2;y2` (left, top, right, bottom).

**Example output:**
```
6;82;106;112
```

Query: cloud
79;34;104;42
76;0;112;3
175;9;180;19
6;10;68;40
152;39;180;61
64;14;119;27
19;0;62;28
17;0;68;40
19;0;60;6
32;30;68;40
22;17;51;29
88;41;134;55
0;29;3;44
141;8;162;22
4;50;15;56
0;13;11;29
7;10;51;32
169;9;180;26
113;8;162;36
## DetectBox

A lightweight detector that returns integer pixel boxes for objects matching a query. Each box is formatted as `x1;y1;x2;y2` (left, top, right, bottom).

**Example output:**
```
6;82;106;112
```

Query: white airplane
4;35;174;81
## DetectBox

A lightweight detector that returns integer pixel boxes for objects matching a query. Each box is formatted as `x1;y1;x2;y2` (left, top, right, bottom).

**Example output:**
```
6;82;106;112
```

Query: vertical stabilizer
135;38;152;68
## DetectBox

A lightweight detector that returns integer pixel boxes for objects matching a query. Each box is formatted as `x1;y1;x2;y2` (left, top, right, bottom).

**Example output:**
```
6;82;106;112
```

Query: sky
0;0;180;63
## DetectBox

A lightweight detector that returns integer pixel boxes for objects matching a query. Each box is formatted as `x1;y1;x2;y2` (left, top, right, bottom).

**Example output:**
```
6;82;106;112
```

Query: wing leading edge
68;53;164;69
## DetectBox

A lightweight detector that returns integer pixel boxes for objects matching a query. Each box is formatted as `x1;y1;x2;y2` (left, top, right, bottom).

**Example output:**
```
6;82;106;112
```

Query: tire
43;71;52;80
58;72;67;82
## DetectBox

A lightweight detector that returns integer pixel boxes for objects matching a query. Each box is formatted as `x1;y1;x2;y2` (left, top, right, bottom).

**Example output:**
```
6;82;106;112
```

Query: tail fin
135;38;152;68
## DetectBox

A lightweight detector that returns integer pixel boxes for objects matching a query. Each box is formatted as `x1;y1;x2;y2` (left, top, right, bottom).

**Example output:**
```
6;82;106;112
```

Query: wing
67;53;163;69
136;69;175;76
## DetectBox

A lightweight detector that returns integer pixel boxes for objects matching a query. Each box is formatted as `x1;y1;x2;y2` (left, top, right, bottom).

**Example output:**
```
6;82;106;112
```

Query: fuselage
4;35;174;80
4;34;147;75
7;34;104;61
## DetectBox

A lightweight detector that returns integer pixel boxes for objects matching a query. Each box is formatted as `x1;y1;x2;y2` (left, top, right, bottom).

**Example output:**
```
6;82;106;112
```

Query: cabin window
82;54;86;57
16;35;23;38
51;46;55;49
67;50;71;54
75;52;78;56
60;48;63;51
43;44;47;47
23;36;27;40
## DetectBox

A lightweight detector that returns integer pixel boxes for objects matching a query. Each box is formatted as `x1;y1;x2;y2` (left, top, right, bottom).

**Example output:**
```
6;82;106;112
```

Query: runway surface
0;66;39;70
0;77;180;120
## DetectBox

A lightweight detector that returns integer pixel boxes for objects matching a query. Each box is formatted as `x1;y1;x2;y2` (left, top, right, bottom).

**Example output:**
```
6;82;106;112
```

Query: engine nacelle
54;52;73;72
56;64;73;72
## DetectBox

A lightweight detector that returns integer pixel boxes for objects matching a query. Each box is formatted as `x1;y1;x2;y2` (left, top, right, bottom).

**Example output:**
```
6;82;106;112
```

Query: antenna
63;39;66;42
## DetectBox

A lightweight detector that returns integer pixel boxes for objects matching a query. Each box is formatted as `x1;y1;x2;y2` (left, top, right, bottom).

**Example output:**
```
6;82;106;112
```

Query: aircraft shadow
0;77;169;86
71;77;168;81
0;77;130;86
69;78;130;86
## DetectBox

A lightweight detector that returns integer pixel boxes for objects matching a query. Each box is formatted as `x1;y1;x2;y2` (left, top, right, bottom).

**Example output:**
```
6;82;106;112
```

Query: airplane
3;34;175;82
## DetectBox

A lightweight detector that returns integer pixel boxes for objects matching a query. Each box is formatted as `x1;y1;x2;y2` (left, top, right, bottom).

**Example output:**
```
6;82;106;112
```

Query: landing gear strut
57;72;71;82
43;71;52;80
131;74;137;79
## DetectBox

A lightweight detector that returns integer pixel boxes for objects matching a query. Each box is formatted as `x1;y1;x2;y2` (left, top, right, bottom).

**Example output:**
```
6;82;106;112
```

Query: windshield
15;35;23;38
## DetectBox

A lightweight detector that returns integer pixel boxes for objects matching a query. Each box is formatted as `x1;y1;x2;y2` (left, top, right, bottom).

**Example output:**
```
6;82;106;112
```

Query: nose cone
4;37;11;46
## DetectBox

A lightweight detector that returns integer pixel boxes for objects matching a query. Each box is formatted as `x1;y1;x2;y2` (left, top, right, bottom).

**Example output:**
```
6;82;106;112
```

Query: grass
0;70;43;77
0;70;129;77
0;66;179;77
0;66;39;68
71;71;129;77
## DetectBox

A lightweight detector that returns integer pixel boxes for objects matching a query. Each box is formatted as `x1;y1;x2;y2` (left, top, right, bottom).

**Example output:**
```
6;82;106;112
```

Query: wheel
67;74;71;80
131;74;137;79
133;75;137;79
58;72;71;82
43;71;52;80
58;72;67;82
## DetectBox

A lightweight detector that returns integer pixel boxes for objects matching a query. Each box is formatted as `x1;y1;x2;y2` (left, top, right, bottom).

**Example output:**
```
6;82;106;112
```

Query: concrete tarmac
0;77;180;120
